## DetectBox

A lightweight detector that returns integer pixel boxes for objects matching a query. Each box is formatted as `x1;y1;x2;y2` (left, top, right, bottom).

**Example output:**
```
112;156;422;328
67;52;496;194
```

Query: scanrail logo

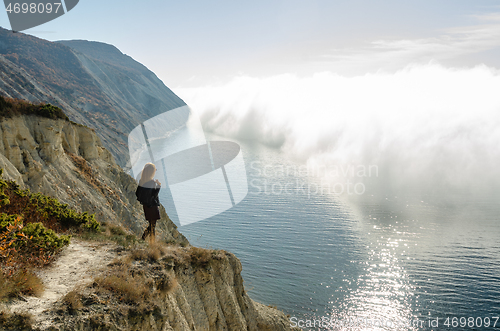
128;106;248;226
3;0;79;31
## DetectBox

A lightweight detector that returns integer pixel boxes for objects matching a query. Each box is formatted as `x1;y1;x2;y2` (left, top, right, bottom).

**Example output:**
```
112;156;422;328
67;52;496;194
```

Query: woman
135;163;161;242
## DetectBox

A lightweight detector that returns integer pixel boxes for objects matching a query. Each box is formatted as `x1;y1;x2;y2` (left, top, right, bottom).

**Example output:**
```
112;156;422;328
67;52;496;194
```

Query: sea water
158;138;500;331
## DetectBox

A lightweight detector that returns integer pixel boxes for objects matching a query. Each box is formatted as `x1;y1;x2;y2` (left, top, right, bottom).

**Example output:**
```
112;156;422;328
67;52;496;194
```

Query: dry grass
70;243;232;320
62;289;83;311
188;246;226;268
94;264;151;305
157;272;177;294
76;222;138;248
90;242;185;310
128;244;164;262
0;311;33;330
189;246;213;268
127;243;227;269
108;224;128;236
88;243;228;312
0;269;44;300
128;242;227;268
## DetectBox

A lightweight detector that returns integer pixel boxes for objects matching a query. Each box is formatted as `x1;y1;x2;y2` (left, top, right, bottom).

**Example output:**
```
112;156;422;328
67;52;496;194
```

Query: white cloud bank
176;64;500;202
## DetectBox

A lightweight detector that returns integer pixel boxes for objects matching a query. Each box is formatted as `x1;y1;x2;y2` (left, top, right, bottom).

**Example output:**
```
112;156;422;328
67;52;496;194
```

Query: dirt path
6;238;119;327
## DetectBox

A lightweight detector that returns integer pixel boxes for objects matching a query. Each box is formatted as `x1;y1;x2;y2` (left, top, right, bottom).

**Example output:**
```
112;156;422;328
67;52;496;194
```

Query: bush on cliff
0;168;100;300
0;95;69;120
2;179;100;233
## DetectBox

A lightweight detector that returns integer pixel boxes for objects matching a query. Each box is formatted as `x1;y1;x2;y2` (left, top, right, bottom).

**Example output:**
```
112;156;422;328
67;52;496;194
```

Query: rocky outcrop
44;249;298;331
0;114;186;244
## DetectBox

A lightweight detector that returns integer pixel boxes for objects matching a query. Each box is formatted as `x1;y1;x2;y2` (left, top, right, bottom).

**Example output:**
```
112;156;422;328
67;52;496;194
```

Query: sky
1;1;500;200
2;0;500;87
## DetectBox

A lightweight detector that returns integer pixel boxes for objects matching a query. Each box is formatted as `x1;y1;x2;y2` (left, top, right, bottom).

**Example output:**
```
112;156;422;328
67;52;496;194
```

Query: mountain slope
0;28;185;167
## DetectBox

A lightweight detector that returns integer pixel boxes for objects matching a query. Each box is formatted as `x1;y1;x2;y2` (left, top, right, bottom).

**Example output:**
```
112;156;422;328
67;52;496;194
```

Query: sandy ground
5;238;119;327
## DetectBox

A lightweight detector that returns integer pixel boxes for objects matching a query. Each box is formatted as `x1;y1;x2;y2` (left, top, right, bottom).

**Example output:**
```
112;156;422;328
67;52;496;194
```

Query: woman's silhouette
135;163;161;242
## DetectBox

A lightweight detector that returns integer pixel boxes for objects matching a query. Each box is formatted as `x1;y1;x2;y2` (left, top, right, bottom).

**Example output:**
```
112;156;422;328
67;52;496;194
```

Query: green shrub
37;104;68;120
0;96;69;121
0;169;100;233
0;192;9;207
20;222;70;251
0;213;20;231
28;192;100;232
0;167;102;302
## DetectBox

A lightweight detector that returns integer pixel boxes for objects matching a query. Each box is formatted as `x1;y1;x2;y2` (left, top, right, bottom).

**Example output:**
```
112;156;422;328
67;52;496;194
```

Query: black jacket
135;180;160;207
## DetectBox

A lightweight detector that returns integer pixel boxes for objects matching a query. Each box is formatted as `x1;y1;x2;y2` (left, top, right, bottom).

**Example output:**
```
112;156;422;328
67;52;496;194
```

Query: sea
159;66;500;330
156;136;500;331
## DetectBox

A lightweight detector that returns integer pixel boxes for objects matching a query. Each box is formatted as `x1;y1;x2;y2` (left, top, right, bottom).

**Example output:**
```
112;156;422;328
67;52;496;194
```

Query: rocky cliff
42;246;297;331
0;28;185;167
0;113;185;244
0;114;298;331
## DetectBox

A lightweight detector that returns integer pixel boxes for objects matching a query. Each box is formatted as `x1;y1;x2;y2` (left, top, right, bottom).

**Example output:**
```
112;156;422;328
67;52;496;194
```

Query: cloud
314;13;500;74
176;64;500;203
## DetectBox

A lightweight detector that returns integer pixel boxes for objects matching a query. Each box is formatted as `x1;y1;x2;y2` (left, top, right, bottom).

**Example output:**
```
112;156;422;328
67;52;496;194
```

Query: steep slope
0;28;185;167
0;113;186;243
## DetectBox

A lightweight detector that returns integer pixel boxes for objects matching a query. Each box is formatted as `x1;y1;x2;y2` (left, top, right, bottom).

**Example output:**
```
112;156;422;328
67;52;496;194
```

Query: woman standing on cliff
136;162;161;242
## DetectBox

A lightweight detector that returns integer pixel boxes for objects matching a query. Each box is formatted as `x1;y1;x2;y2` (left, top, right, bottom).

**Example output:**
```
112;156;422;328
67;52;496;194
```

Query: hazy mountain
0;27;185;168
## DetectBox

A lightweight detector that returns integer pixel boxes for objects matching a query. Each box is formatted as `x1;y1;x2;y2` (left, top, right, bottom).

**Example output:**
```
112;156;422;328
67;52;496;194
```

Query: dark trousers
142;219;157;240
142;205;160;240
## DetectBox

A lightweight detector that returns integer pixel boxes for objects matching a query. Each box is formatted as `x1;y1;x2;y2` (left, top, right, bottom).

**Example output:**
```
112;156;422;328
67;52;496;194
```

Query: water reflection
320;195;500;331
327;209;416;330
177;140;500;331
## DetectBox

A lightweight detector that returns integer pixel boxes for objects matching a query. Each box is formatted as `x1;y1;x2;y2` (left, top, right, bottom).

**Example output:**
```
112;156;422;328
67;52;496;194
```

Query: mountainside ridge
0;28;185;168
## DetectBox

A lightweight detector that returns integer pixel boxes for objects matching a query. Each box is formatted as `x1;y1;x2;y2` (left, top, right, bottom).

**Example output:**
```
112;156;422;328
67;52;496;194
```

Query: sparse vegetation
94;265;152;305
0;168;100;301
1;179;100;233
35;240;228;319
188;246;226;268
87;242;185;314
156;271;177;294
0;311;33;331
0;268;44;299
76;222;138;248
62;289;84;311
66;152;120;201
129;244;163;262
0;96;69;120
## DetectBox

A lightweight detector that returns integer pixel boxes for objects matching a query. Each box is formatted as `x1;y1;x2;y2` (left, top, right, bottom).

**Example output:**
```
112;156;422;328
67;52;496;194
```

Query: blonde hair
139;163;156;186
